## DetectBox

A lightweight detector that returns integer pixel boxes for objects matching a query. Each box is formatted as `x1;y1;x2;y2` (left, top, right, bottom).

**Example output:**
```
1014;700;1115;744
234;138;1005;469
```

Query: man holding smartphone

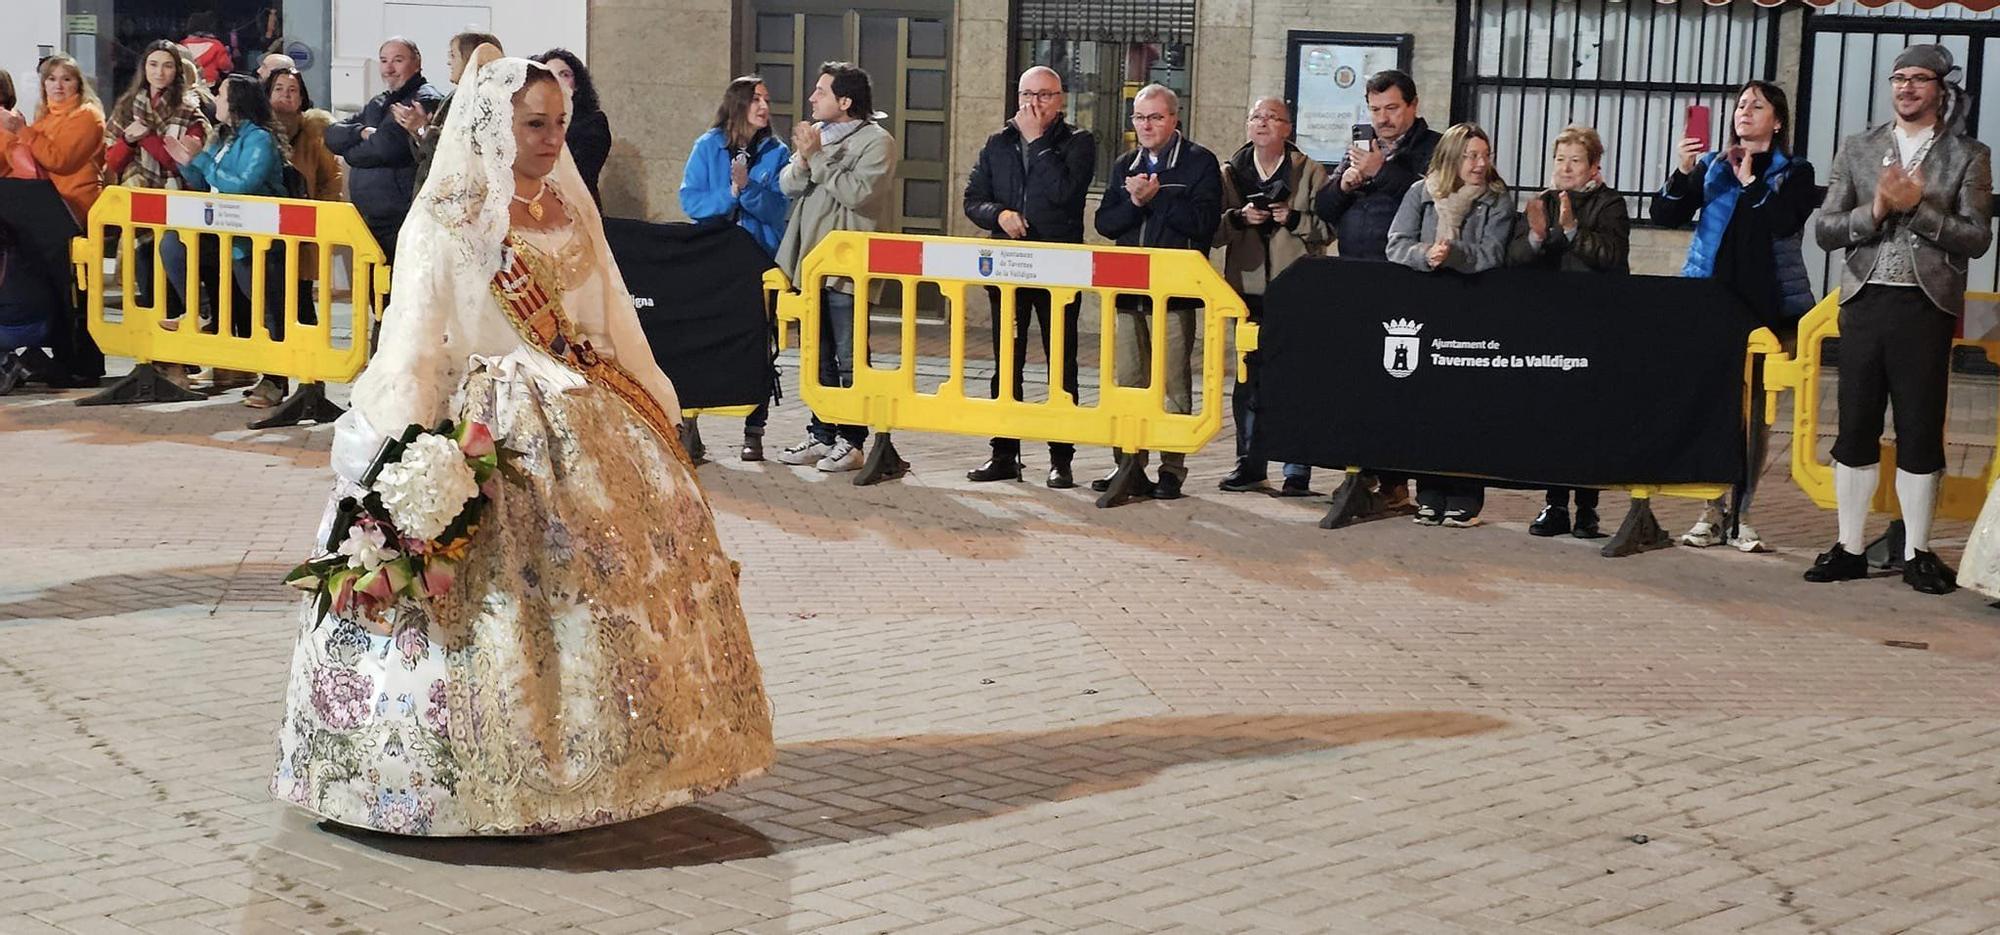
1313;69;1442;513
1807;44;1992;594
961;66;1098;489
1216;97;1331;496
1314;70;1441;262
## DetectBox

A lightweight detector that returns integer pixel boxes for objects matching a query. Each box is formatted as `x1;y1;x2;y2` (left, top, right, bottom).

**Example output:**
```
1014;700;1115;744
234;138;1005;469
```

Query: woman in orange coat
0;55;107;224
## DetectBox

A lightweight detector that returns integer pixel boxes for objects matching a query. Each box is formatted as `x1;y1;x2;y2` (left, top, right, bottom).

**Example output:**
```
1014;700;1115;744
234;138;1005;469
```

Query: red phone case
1684;104;1712;151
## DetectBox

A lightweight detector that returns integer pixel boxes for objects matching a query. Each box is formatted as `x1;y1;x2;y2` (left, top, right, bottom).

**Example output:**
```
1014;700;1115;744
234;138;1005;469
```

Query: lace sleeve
348;239;462;436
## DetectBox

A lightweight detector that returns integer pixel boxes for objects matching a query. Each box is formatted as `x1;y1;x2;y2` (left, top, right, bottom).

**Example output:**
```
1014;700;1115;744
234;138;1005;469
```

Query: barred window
1014;0;1197;185
1452;0;1782;218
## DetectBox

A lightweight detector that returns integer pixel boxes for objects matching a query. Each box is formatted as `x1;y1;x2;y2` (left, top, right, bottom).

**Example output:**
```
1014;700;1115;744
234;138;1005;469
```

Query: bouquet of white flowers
286;420;523;627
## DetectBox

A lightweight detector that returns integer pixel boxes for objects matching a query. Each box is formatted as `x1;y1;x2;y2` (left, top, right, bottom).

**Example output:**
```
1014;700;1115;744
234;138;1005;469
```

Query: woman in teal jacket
162;74;294;402
677;76;790;460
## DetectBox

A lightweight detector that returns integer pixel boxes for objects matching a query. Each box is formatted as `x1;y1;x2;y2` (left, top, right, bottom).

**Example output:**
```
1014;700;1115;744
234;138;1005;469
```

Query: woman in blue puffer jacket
678;75;791;461
162;73;294;402
1652;79;1821;555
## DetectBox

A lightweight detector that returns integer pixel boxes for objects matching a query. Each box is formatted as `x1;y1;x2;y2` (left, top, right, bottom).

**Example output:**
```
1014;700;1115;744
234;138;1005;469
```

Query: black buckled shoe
1572;506;1606;540
1047;463;1075;489
1903;549;1959;595
967;458;1024;482
1152;472;1184;500
1528;505;1571;537
1218;466;1267;492
1089;469;1117;492
740;434;764;462
1802;543;1869;583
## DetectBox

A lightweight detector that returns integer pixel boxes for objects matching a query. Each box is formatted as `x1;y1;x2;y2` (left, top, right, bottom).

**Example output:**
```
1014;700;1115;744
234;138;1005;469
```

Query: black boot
1572;506;1606;540
1528;505;1570;537
1218;462;1267;492
967;454;1024;482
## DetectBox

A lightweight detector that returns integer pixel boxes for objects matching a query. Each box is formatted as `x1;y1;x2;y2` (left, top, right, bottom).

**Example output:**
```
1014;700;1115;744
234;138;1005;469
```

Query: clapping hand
124;119;150;142
1557;190;1575;231
1525;196;1549;241
162;135;199;165
0;109;24;134
1876;165;1924;219
1426;240;1452;269
1126;172;1161;206
790;120;821;160
729;157;749;194
390;101;426;136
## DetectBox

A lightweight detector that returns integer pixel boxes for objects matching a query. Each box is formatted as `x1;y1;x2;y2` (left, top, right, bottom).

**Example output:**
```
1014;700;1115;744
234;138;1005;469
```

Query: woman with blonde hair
1385;121;1519;527
0;55;106;224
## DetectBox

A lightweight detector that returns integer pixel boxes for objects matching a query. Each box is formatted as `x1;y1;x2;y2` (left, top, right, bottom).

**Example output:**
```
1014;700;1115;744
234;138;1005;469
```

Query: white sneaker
775;438;829;465
1730;523;1771;553
1679;520;1725;548
816;438;863;472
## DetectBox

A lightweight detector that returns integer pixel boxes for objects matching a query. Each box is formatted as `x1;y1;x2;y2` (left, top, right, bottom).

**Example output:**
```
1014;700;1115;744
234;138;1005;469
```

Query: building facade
11;0;1998;283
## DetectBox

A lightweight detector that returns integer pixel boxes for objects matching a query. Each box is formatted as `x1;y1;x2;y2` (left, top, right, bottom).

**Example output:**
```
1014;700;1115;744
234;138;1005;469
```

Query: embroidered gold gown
270;221;774;835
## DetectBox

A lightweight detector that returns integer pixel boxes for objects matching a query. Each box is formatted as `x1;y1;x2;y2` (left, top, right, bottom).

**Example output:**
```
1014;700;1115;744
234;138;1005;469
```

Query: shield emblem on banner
203;203;215;226
1381;318;1423;378
977;252;995;277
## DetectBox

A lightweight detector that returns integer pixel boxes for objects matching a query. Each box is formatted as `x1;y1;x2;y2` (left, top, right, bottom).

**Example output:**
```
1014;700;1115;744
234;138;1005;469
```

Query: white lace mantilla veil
346;44;680;451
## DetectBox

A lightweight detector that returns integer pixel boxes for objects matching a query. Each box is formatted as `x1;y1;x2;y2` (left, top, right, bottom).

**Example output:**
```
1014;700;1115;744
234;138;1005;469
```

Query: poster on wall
1285;32;1412;166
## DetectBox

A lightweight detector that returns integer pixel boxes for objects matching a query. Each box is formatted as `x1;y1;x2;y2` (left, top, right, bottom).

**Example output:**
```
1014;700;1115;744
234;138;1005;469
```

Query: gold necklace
511;179;551;221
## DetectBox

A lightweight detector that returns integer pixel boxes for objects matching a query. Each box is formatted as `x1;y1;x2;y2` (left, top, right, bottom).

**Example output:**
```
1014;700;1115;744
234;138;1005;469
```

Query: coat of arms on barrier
977;249;994;277
1383;318;1422;379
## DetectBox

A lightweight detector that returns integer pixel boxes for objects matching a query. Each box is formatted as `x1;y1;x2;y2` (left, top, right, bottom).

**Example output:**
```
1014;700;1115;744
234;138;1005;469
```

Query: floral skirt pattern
271;364;774;836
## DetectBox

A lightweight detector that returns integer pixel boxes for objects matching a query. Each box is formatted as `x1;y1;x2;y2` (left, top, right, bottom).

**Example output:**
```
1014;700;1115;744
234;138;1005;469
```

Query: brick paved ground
3;349;2000;934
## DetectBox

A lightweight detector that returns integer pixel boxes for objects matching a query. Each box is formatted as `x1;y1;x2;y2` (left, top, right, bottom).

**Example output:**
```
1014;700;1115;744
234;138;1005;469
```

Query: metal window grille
1013;0;1197;185
1451;0;1782;221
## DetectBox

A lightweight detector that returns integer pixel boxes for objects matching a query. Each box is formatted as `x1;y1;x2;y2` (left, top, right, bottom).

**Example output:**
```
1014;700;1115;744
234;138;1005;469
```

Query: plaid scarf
111;89;208;189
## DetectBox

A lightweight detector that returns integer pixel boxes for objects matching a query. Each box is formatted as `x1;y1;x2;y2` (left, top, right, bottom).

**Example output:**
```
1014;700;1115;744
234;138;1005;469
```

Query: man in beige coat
772;62;898;475
1214;96;1331;496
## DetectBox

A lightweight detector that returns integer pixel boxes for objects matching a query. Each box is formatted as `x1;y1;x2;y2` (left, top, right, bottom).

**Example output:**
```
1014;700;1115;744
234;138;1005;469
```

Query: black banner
602;217;775;411
1254;259;1762;487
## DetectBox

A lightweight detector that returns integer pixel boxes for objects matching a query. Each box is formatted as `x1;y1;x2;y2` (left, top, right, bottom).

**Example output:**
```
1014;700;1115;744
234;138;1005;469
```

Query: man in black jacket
394;31;503;195
1092;83;1221;502
325;37;443;262
962;65;1097;489
1312;69;1440;512
1314;70;1440;260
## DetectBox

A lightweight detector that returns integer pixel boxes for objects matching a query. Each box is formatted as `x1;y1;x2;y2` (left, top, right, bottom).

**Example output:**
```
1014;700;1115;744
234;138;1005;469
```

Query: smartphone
1684;104;1712;152
1245;193;1274;211
1351;123;1377;152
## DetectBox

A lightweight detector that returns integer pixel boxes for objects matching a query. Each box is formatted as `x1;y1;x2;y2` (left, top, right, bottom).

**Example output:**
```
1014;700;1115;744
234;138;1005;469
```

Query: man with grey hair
1091;83;1222;504
324;36;442;261
1808;43;1992;594
962;65;1097;488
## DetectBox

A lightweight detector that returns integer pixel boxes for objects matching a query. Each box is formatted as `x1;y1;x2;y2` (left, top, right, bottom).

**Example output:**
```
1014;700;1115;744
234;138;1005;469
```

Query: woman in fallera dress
270;46;774;836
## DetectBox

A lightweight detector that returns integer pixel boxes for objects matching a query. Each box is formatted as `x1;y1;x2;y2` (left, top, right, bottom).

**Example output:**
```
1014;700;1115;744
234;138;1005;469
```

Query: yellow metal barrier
72;185;389;420
772;231;1249;494
1769;289;2000;522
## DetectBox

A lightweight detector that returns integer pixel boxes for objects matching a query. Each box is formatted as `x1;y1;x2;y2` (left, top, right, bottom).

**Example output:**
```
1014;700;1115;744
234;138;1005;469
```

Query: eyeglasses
1889;74;1940;88
1248;113;1290;125
1018;90;1060;101
1131;113;1172;125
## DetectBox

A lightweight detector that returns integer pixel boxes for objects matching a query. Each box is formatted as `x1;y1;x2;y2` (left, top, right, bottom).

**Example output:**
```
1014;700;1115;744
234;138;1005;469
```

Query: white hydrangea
372;432;480;542
337;523;400;570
